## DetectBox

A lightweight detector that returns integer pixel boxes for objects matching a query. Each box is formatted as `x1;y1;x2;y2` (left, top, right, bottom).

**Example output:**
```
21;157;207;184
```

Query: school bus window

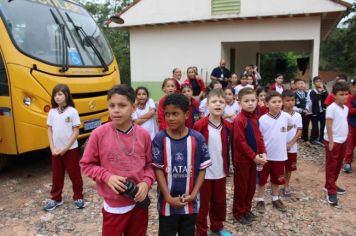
0;54;9;96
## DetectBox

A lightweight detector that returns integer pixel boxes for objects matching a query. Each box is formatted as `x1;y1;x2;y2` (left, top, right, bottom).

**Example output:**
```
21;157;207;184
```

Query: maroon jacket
233;110;266;163
269;83;285;92
193;116;232;175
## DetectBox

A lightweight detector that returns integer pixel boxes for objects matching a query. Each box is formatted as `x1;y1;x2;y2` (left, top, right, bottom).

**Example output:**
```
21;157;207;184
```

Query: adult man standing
210;59;232;88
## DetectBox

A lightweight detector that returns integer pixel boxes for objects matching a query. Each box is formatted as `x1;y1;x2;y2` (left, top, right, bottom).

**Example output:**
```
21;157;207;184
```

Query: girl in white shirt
44;84;84;211
132;87;158;140
223;87;240;123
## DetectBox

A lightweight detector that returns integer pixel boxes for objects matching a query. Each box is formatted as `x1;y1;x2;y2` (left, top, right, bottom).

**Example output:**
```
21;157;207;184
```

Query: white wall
129;16;321;83
113;0;346;27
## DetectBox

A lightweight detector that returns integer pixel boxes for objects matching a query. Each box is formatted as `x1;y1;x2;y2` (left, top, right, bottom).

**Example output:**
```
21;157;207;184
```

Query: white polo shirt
259;111;294;161
132;98;158;140
47;106;80;150
224;101;240;123
199;98;209;117
205;122;225;179
234;84;254;96
323;102;349;143
286;111;302;153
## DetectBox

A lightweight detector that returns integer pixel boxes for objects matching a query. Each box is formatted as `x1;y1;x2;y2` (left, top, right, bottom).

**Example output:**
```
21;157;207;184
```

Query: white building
110;0;350;100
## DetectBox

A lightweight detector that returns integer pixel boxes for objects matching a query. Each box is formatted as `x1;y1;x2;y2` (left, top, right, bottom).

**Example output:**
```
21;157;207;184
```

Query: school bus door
0;50;17;155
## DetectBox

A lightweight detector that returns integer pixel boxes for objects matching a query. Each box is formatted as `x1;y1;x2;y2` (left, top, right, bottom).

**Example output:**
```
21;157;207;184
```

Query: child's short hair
312;76;322;83
332;82;349;94
108;84;135;104
256;87;266;97
294;78;304;84
209;80;222;89
207;88;225;102
135;86;150;97
181;84;193;91
238;87;255;100
336;74;347;82
266;91;282;102
281;89;295;98
223;87;234;95
163;93;189;112
161;78;176;90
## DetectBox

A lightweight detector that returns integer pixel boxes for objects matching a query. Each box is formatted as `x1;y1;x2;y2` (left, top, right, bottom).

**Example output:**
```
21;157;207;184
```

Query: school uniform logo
65;116;71;123
153;147;160;159
280;126;287;132
278;175;285;182
175;152;184;162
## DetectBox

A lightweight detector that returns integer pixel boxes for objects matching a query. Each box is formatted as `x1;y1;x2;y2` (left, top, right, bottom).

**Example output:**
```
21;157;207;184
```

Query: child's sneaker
336;187;346;195
43;199;63;211
255;201;265;214
327;194;338;206
343;164;352;173
209;229;233;236
74;199;85;209
280;187;292;197
272;199;287;212
244;211;257;221
237;215;253;226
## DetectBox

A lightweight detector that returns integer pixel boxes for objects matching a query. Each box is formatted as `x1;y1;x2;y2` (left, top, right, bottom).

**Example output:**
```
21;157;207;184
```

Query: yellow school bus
0;0;120;170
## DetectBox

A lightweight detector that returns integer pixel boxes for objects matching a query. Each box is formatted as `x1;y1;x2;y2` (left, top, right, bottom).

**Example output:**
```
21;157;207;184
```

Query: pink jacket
80;122;155;207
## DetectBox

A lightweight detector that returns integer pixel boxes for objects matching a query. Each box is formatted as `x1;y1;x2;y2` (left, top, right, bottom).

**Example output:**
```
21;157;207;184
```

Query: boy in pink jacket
80;84;155;236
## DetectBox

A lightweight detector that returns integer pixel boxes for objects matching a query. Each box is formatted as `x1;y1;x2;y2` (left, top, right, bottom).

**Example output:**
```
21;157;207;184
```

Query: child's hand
258;99;265;107
107;175;127;194
59;147;69;157
134;182;149;202
328;141;334;151
181;194;195;203
287;143;292;151
254;154;267;165
168;196;187;209
51;148;60;156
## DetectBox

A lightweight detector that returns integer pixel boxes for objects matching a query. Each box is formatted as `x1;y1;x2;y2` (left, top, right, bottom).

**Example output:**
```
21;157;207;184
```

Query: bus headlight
23;97;32;106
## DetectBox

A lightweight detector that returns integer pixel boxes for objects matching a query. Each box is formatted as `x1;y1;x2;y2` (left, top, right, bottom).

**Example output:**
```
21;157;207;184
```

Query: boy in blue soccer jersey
152;93;212;236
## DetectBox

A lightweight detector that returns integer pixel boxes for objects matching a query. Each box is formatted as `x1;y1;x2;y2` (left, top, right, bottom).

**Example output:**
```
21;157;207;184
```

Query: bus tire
0;155;8;172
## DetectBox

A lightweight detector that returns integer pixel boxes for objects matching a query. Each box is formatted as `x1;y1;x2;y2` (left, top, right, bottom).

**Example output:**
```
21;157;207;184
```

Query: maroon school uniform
193;116;232;235
232;110;266;220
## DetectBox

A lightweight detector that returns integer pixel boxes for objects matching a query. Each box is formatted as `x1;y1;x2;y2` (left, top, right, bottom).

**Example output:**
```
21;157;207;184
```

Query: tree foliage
81;0;132;85
320;3;356;76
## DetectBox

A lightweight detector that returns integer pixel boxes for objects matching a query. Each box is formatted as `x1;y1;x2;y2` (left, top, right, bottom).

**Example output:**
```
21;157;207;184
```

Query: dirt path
0;144;355;236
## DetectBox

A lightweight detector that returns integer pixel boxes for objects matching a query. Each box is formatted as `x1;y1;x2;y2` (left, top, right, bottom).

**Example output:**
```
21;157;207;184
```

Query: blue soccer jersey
152;129;211;216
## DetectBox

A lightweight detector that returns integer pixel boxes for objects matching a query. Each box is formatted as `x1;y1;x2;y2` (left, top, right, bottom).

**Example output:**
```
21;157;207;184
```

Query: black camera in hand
121;180;151;209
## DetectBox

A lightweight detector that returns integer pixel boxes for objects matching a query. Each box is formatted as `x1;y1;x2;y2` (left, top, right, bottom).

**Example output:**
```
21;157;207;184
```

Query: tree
320;3;356;76
81;0;132;85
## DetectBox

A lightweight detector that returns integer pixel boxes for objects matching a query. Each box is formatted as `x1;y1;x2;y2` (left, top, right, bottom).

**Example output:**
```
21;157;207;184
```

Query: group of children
42;68;355;235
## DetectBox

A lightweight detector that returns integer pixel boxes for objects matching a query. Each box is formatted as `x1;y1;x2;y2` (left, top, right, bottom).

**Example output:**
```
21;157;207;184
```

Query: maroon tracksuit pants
51;148;83;201
196;178;226;236
233;161;256;220
102;207;148;236
324;141;347;195
344;126;356;164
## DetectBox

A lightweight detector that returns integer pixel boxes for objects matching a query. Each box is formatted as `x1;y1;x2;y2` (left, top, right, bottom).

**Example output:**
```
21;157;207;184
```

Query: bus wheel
0;155;7;172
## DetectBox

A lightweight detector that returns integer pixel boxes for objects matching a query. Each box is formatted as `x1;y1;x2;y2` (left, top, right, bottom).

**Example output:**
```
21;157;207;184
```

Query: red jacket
269;83;285;92
193;116;232;175
233;110;266;163
157;96;167;130
185;98;200;128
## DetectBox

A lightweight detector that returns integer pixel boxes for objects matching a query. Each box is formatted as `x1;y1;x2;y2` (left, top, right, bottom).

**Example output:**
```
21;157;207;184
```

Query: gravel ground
0;142;355;236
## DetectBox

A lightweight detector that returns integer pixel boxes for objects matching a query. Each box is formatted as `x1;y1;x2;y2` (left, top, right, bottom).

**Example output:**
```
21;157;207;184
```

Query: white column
311;38;320;78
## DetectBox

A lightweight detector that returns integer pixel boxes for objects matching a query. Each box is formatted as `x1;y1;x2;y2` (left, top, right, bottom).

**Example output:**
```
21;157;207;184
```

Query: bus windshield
0;0;113;68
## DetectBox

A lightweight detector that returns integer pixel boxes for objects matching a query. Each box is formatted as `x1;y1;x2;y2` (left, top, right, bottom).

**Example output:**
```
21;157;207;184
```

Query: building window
212;0;240;15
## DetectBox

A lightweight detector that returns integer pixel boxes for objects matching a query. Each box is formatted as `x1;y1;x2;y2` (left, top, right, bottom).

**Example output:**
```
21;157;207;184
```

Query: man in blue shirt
210;59;232;89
